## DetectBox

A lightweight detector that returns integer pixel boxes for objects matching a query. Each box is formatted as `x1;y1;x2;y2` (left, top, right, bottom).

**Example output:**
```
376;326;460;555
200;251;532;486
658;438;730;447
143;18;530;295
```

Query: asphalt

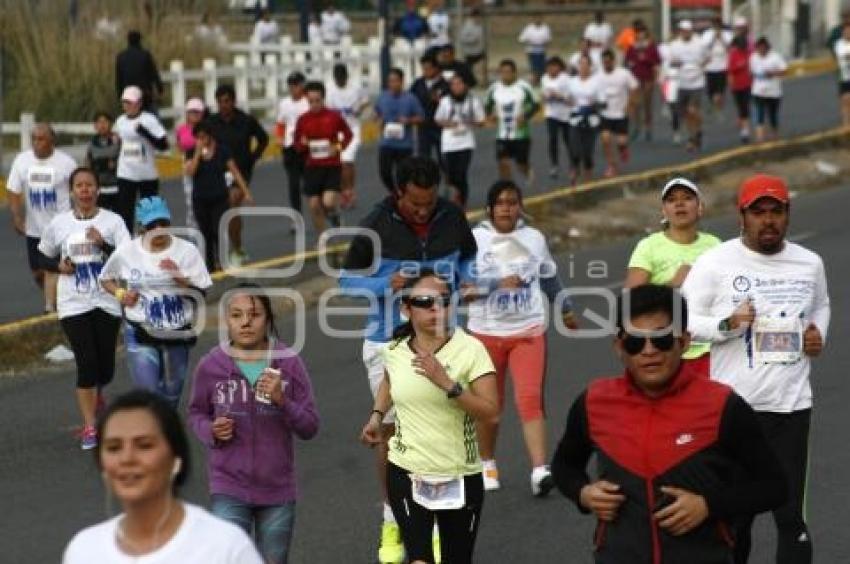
0;71;842;322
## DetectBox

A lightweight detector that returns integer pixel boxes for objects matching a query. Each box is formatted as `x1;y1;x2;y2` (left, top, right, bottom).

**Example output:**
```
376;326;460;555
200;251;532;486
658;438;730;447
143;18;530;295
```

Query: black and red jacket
552;364;787;564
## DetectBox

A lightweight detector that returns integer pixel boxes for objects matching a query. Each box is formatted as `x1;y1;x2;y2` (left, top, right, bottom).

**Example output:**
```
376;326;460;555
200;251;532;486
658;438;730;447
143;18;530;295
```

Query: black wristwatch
718;318;732;332
446;382;463;399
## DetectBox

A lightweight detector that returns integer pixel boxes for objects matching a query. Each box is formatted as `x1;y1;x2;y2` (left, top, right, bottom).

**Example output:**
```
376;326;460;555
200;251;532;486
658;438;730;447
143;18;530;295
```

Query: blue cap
136;196;171;227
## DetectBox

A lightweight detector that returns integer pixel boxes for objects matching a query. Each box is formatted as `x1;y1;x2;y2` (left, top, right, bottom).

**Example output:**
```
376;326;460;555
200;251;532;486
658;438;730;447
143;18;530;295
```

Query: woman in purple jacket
188;283;319;564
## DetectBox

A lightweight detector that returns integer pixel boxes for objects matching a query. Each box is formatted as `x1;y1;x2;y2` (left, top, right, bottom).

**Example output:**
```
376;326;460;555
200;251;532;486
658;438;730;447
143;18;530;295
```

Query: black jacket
115;46;163;98
208;109;269;180
410;76;449;131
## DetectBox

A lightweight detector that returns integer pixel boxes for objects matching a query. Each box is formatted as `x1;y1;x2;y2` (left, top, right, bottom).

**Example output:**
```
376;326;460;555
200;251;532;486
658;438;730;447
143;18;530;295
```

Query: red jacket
728;46;753;91
293;108;353;167
625;42;662;83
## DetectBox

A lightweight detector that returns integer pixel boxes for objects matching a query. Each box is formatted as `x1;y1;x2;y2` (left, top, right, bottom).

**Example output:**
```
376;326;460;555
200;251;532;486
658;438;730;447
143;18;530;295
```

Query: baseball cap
136;196;172;227
661;177;701;200
733;16;748;27
121;86;143;103
678;20;693;31
737;174;790;209
185;98;205;112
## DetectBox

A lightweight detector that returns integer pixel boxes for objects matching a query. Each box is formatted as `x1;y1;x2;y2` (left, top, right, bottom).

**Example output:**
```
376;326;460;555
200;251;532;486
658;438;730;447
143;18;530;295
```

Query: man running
276;72;309;225
326;63;370;210
682;174;830;564
7;123;77;313
374;68;424;193
702;17;733;116
625;25;661;140
597;49;638;177
484;59;540;186
667;20;708;152
410;54;449;166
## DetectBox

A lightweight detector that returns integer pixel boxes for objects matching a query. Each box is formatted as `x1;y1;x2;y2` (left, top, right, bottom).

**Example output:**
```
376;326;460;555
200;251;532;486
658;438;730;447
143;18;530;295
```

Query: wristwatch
718;318;732;332
446;382;463;399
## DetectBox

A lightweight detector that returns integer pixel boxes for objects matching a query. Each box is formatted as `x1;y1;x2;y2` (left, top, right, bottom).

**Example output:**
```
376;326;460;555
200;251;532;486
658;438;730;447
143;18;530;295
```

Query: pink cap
186;98;205;112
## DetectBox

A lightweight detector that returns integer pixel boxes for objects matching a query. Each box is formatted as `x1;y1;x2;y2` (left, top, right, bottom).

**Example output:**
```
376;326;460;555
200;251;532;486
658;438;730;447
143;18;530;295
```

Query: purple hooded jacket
187;341;320;505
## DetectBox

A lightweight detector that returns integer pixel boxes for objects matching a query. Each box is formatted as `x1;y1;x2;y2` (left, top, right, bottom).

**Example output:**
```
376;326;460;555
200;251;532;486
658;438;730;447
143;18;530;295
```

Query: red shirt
728;46;753;91
625;42;661;83
293;108;353;167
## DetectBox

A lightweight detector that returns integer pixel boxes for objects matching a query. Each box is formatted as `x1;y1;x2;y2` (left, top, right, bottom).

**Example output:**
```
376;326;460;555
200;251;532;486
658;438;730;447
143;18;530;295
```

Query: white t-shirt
584;22;613;46
484;79;538;140
38;209;130;319
702;28;734;72
667;37;708;90
597;67;639;119
326;81;369;136
835;39;850;82
275;96;309;148
468;222;559;336
6;149;76;238
115;112;167;182
100;236;212;331
434;94;485;152
569;74;603;109
320;10;351;44
682;239;830;412
518;23;551;53
427;11;451;48
750;51;788;98
63;503;263;564
541;72;574;121
569;50;602;75
252;19;279;44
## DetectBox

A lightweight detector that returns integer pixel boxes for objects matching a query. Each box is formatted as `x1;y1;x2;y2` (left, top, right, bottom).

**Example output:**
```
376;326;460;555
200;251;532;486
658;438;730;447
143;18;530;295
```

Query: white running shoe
482;460;500;491
531;466;555;497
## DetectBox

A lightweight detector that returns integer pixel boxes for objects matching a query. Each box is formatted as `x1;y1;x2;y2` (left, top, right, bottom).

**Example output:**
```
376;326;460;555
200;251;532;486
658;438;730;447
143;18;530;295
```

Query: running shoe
229;250;247;268
433;528;442;563
531;466;555;497
378;522;404;564
483;460;500;491
80;425;98;450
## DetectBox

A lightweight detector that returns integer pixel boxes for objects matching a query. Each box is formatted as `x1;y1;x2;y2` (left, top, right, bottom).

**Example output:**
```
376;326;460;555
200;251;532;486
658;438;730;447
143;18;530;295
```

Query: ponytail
391;321;415;342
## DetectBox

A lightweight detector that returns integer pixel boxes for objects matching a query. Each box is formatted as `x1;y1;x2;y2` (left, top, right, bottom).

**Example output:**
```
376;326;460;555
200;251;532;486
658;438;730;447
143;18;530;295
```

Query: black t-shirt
189;144;232;202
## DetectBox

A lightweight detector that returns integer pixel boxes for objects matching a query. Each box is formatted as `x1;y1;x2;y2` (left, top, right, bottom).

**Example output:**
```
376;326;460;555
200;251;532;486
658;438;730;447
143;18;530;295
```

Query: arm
7;192;25;236
455;373;499;421
339;227;395;296
406;97;425;126
624;267;651;288
552;392;594;511
680;256;731;342
523;85;541;120
184;148;202;177
249;117;270;163
280;356;320;440
808;259;831;344
137;123;169;151
186;363;217;448
337;115;354;151
227;159;253;204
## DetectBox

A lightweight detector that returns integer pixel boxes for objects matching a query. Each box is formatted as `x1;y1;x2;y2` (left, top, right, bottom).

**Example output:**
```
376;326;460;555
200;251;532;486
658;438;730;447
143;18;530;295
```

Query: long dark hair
225;282;281;342
391;268;449;342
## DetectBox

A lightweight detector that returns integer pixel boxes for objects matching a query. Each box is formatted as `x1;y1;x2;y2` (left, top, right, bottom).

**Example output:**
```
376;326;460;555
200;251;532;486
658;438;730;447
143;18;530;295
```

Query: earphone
172;458;182;478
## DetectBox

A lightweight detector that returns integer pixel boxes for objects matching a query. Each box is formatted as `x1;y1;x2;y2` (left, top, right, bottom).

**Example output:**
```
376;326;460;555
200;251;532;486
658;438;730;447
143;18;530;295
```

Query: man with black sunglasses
552;284;786;564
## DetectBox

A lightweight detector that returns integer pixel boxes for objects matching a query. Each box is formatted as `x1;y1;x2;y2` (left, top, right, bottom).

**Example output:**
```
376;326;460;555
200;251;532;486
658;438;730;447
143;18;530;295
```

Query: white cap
678;20;693;31
185;98;205;112
733;16;748;27
121;86;143;103
661;177;701;199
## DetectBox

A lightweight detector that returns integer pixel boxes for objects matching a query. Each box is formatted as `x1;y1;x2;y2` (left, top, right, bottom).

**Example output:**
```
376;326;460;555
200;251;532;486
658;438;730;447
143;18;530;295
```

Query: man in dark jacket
409;54;449;164
115;30;163;113
552;284;787;564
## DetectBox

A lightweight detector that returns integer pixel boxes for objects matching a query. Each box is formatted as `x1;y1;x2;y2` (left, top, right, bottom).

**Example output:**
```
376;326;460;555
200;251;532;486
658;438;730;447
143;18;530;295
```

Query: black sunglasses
407;294;452;309
620;332;677;356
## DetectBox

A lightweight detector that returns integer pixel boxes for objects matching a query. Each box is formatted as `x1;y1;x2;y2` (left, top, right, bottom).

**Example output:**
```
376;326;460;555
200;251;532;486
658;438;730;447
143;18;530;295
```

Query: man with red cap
682;174;830;564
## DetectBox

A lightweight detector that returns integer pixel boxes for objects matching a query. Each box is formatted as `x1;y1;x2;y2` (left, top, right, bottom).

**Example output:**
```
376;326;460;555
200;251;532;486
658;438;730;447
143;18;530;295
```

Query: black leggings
387;463;484;564
193;197;230;271
282;146;304;213
378;147;414;193
116;178;159;234
733;89;752;120
546;118;571;167
753;96;781;129
442;149;473;206
568;124;598;171
60;308;121;389
734;409;812;564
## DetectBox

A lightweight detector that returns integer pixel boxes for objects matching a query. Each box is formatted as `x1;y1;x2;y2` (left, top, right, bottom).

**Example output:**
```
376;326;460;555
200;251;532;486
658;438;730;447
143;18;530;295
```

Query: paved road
0;72;842;322
1;180;847;562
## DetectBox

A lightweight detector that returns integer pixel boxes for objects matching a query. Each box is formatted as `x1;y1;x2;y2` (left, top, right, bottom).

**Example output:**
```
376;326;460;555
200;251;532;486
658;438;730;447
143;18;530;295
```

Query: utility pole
379;0;391;87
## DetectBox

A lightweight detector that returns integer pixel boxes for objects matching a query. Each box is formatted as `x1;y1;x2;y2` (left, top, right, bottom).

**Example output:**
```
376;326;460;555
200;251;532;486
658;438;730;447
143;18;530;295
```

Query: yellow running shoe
378;521;404;564
433;528;442;563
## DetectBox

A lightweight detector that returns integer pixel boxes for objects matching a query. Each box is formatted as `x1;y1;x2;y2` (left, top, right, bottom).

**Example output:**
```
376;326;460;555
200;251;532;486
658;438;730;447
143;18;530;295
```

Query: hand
669;264;691;288
360;416;383;447
242;191;255;206
86;227;104;247
57;258;75;275
499;275;524;289
212;416;234;442
728;298;756;331
803;323;824;357
579;480;626;522
390;272;407;292
257;368;284;406
562;311;579;331
12;215;25;236
398;116;409;125
159;258;183;278
654;486;709;536
412;352;452;391
122;289;141;307
459;282;479;303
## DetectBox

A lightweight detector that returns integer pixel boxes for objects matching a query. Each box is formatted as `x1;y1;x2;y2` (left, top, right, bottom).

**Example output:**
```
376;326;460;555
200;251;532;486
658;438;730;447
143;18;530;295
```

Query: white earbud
172;458;182;478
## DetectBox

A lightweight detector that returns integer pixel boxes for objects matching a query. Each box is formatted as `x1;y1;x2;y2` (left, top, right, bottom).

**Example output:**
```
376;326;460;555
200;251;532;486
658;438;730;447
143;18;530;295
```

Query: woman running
434;74;485;208
188;284;319;563
466;181;576;495
38;167;130;450
624;177;720;375
175;98;207;229
63;390;263;563
540;56;574;179
728;34;754;143
749;37;787;142
360;270;498;564
85;112;121;213
100;196;212;409
567;54;602;184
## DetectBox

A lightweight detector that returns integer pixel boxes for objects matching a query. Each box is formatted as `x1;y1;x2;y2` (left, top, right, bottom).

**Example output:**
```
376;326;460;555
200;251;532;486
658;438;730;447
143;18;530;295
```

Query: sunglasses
407;294;452;309
620;331;678;356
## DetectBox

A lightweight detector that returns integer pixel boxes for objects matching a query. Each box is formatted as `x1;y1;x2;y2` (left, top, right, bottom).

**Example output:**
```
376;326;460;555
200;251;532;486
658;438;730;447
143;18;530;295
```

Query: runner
552;284;787;564
360;270;498;564
583;10;613;61
7;123;77;313
374;68;424;193
38;167;130;450
728;33;754;143
209;84;269;266
188;284;320;563
702;17;733;116
484;59;540;186
326;63;370;210
833;22;850;126
434;74;486;208
658;40;683;145
749;37;787;143
682;175;830;564
86;112;121;214
567;54;603;184
459;9;486;85
568;38;601;76
410;54;449;166
175;98;207;230
114;86;169;233
293;81;353;234
426;0;451;50
319;2;351;46
667;20;708;152
597;49;639;178
437;44;477;88
275;72;309;224
624;177;720;376
100;196;212;409
185;121;254;271
63;390;263;564
339;156;477;564
466;180;577;495
518;16;552;86
540;56;574;179
625;25;661;141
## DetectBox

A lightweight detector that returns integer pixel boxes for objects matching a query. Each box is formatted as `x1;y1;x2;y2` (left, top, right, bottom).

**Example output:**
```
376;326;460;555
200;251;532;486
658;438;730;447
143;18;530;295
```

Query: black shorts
733;89;752;119
26;236;59;272
600;117;629;135
706;71;728;97
303;165;342;197
839;81;850;95
60;308;122;389
495;139;531;166
678;88;703;111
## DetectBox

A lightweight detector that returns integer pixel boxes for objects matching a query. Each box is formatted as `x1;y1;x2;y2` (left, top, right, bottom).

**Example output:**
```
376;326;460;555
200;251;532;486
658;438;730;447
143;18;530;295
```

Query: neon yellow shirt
384;328;495;476
628;231;721;359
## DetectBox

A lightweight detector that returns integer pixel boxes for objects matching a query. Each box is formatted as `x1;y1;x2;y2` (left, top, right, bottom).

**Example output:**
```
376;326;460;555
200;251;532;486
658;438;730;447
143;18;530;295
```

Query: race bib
28;165;56;190
122;140;145;162
410;474;466;511
383;122;404;140
308;139;332;159
753;317;803;365
65;231;102;265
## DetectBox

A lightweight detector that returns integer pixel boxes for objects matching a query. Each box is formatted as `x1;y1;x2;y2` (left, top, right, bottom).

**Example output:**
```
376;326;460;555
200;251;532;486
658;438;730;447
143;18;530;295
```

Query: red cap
738;174;790;209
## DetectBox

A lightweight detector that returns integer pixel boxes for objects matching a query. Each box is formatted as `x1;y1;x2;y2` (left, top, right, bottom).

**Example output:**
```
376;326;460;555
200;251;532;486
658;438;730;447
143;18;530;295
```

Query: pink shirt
176;123;196;154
